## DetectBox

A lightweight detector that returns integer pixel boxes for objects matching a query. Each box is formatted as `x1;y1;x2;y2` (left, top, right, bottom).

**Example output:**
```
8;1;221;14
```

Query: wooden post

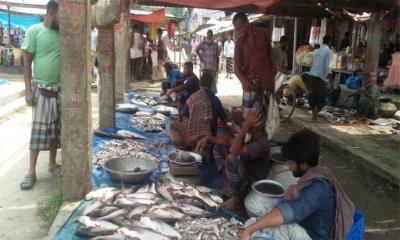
59;0;92;201
365;13;383;73
124;13;131;92
98;25;116;129
114;0;130;104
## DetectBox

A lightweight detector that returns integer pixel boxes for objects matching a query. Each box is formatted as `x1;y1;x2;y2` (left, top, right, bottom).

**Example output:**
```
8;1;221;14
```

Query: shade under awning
131;9;166;23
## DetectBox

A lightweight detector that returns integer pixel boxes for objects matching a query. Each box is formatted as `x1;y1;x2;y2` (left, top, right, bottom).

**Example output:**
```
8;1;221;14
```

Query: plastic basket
347;211;365;240
346;75;361;90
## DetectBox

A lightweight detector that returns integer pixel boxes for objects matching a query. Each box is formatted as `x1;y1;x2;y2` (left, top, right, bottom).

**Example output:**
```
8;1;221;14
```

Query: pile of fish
154;105;179;116
131;95;158;106
75;181;226;240
131;112;168;132
93;140;157;167
175;217;244;240
318;106;368;125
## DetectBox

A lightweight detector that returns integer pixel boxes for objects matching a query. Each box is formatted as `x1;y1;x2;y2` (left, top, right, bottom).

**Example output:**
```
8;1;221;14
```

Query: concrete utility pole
114;1;130;104
98;25;116;129
59;0;92;201
365;13;383;73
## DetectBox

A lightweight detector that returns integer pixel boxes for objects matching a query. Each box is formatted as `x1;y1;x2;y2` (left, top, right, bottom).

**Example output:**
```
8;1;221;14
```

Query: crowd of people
20;2;358;238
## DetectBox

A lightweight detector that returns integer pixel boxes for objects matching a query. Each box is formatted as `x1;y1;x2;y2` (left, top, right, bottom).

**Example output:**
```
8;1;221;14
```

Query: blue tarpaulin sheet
0;11;41;31
54;91;225;239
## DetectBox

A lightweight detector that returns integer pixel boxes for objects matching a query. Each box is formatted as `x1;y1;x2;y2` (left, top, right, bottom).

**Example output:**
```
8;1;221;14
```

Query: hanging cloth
149;23;161;41
318;18;327;45
309;19;321;45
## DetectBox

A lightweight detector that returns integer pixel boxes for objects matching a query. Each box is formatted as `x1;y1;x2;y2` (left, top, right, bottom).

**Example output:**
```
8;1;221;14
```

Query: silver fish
156;182;174;202
128;197;159;205
174;203;212;217
110;216;143;229
118;227;173;240
85;187;117;200
77;216;119;230
89;234;126;240
147;208;185;221
140;216;182;239
193;191;219;209
83;201;104;216
97;208;130;220
208;194;223;205
75;227;116;238
89;206;120;218
127;205;148;219
195;186;213;194
117;130;147;139
125;192;157;199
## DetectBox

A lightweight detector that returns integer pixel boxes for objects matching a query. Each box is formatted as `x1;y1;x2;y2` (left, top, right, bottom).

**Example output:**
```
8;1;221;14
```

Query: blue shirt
309;44;333;81
184;73;200;96
278;178;336;240
168;69;183;87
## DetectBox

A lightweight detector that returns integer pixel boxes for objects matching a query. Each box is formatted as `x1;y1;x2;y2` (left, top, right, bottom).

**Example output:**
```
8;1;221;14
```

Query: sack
91;0;121;27
265;95;280;140
39;88;58;98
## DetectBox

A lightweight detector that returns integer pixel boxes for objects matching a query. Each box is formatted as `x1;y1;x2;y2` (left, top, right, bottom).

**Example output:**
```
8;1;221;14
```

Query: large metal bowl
103;157;158;184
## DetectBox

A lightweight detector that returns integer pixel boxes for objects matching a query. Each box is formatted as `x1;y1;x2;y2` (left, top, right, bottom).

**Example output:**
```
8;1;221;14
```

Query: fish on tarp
125;192;157;199
110;216;143;229
97;208;130;221
85;187;117;201
89;234;126;240
77;216;119;230
140;216;182;239
75;227;116;238
147;208;185;222
89;206;120;218
127;205;148;219
117;130;147;139
117;227;174;240
173;203;212;218
156;182;174;202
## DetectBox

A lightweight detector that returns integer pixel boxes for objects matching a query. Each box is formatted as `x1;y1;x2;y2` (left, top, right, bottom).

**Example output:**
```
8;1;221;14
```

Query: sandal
20;175;37;190
48;164;61;175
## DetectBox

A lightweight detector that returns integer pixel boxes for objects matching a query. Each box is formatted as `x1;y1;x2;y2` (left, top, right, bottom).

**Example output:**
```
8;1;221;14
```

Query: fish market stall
54;91;237;239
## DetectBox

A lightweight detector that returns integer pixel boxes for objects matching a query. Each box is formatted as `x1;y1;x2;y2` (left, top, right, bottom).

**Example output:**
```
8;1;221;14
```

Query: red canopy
146;0;279;12
131;9;166;23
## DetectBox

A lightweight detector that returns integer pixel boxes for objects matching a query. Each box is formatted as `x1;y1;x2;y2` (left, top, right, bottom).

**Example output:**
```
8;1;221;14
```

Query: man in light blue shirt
304;36;333;120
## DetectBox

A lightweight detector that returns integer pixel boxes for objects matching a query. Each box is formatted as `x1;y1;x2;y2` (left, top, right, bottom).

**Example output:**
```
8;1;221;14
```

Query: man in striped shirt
196;30;220;94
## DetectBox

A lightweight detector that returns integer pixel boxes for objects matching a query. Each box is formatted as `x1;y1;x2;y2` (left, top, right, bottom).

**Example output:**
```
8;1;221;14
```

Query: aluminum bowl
103;157;158;184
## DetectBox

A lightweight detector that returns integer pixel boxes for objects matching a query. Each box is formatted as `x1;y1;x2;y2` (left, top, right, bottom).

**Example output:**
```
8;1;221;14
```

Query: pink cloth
388;52;400;90
294;166;355;240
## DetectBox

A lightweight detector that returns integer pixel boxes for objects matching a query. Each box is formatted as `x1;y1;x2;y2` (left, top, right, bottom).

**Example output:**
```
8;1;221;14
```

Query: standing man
20;0;60;190
303;35;333;121
233;12;276;118
196;30;220;94
152;28;167;81
272;35;289;74
130;24;143;81
224;34;235;79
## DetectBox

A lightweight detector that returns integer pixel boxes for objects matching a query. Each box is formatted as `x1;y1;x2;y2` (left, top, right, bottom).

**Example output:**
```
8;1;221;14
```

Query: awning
131;9;166;23
138;0;280;13
0;10;41;31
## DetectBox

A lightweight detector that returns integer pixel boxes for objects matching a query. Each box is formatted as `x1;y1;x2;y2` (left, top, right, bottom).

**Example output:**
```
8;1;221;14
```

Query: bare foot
221;195;241;211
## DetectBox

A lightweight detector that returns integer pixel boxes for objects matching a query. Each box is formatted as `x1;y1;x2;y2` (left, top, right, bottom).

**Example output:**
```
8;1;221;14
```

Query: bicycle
273;73;297;122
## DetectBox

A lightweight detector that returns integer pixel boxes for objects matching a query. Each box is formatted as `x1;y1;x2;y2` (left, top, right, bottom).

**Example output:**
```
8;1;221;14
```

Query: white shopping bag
265;95;280;140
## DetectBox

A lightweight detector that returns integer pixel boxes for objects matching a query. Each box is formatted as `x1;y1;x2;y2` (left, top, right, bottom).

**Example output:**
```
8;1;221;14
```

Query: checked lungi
226;57;233;73
30;83;61;151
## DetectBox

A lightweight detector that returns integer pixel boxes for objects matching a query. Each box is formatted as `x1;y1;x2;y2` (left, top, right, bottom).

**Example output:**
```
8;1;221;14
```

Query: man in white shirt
224;34;235;79
130;24;143;81
304;35;333;121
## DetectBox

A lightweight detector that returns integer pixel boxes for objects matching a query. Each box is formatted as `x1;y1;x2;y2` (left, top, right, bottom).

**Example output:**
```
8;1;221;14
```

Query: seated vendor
240;130;355;240
347;72;380;118
162;62;183;95
166;61;200;119
170;72;226;149
195;110;270;211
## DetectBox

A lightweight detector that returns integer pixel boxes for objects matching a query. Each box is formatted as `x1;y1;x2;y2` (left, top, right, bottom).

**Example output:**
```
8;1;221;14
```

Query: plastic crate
348;211;365;240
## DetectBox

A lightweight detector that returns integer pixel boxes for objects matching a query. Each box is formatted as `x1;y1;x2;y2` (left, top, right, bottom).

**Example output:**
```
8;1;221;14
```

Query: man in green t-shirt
20;0;60;190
